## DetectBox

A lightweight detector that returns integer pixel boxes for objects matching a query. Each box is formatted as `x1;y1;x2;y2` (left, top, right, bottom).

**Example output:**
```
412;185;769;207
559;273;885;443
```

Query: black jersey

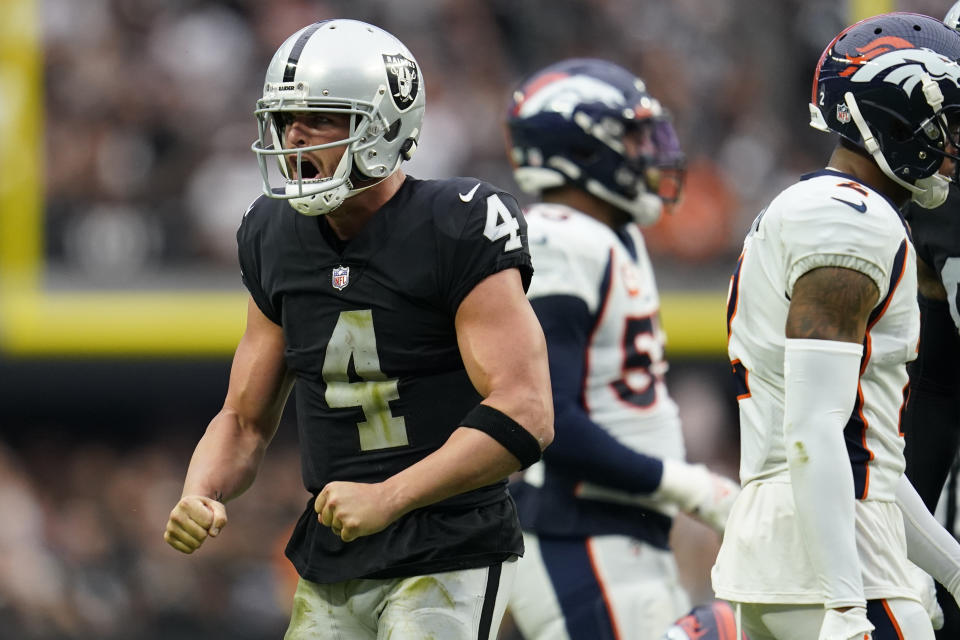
903;189;960;511
907;185;960;333
903;186;960;639
236;176;533;584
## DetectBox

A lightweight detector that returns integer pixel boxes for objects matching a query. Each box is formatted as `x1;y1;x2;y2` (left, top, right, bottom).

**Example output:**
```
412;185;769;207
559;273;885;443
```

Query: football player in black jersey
901;7;960;638
163;19;553;639
903;163;960;640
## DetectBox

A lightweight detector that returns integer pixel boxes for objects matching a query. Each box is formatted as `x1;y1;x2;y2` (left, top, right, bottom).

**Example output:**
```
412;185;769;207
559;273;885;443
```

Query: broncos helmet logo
513;74;631;121
846;47;960;95
838;36;916;76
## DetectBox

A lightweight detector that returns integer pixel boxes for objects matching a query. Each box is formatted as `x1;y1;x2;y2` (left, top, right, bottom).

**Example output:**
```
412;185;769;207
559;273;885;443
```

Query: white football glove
654;460;740;533
818;607;873;640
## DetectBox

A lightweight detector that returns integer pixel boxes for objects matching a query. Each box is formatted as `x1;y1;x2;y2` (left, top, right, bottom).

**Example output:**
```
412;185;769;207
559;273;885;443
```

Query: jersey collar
800;168;906;227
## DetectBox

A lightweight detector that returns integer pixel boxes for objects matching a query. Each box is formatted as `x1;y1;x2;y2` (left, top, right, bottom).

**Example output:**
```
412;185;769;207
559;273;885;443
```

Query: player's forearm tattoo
786;267;878;343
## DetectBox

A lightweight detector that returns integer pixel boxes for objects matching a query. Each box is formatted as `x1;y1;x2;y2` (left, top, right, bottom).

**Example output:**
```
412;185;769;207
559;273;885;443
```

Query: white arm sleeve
897;473;960;601
784;338;866;609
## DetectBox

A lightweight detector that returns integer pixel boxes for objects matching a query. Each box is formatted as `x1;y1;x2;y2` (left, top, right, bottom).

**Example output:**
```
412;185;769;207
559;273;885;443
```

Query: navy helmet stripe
283;22;325;83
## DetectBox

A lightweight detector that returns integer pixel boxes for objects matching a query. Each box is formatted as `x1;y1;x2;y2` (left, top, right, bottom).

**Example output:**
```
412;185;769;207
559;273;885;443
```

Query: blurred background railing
2;0;942;638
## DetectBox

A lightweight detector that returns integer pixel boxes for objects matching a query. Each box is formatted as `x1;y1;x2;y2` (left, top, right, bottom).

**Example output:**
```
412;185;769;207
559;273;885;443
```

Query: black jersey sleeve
236;198;282;325
434;180;533;314
906;186;960;335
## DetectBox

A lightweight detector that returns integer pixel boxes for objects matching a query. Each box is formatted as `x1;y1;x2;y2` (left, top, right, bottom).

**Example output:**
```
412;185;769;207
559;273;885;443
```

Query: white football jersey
713;169;920;604
524;203;684;514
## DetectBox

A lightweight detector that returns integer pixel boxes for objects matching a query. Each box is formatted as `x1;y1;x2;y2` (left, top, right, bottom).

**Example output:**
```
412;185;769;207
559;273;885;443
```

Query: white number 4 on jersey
483;194;522;252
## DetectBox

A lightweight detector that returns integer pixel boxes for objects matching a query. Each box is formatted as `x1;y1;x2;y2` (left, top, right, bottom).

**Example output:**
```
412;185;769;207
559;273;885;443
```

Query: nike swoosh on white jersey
459;184;480;202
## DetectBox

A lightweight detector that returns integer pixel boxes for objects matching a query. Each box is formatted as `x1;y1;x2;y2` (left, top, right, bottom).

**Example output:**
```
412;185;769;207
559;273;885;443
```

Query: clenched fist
315;481;397;542
164;495;227;554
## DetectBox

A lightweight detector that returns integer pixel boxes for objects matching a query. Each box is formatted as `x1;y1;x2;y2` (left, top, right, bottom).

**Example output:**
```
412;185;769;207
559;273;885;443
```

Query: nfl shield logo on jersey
332;265;350;291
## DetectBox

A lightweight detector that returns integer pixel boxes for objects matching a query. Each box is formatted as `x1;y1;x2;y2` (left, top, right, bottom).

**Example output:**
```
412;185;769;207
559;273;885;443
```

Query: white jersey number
322;310;409;451
483;194;522;252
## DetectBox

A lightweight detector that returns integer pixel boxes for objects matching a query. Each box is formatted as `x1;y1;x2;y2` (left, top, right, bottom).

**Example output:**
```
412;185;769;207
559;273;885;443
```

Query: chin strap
584;179;663;226
844;90;950;209
286;148;354;216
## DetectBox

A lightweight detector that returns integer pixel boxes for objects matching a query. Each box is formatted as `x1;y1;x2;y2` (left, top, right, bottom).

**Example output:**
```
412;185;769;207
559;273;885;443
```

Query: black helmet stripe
283;22;325;83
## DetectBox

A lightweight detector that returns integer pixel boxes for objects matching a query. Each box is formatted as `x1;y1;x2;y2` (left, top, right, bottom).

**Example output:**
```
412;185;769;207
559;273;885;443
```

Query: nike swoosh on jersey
831;196;867;213
459;184;481;202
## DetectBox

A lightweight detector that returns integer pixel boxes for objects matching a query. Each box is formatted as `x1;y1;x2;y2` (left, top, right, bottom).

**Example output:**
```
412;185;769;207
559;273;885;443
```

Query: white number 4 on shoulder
483;194;522;252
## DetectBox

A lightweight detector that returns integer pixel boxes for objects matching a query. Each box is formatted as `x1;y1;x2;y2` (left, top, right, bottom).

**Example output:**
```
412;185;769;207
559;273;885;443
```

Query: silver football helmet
251;19;425;215
948;1;960;31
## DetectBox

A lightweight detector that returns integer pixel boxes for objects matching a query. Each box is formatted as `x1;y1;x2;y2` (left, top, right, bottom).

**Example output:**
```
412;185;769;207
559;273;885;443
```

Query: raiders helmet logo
382;54;420;111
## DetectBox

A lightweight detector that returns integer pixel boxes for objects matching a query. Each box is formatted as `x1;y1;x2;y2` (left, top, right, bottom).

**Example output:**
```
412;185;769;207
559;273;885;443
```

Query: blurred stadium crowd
0;432;304;639
5;0;952;638
41;0;860;287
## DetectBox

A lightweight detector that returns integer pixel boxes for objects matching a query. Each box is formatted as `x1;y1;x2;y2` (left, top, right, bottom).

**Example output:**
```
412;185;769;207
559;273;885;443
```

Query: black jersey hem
360;551;518;580
284;490;524;585
290;551;523;584
287;550;520;585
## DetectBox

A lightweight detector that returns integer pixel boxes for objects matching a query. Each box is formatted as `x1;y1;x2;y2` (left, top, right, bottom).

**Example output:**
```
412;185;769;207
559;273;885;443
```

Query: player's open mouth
289;156;322;180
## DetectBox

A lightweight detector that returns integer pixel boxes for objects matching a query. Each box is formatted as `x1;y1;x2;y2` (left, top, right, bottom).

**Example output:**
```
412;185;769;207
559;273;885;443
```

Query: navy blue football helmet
809;12;960;208
506;58;685;226
662;601;748;640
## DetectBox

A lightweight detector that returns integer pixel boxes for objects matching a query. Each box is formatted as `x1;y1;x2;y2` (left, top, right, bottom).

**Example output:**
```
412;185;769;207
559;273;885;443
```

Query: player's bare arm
785;266;879;342
315;268;553;542
165;297;294;553
454;268;554;452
